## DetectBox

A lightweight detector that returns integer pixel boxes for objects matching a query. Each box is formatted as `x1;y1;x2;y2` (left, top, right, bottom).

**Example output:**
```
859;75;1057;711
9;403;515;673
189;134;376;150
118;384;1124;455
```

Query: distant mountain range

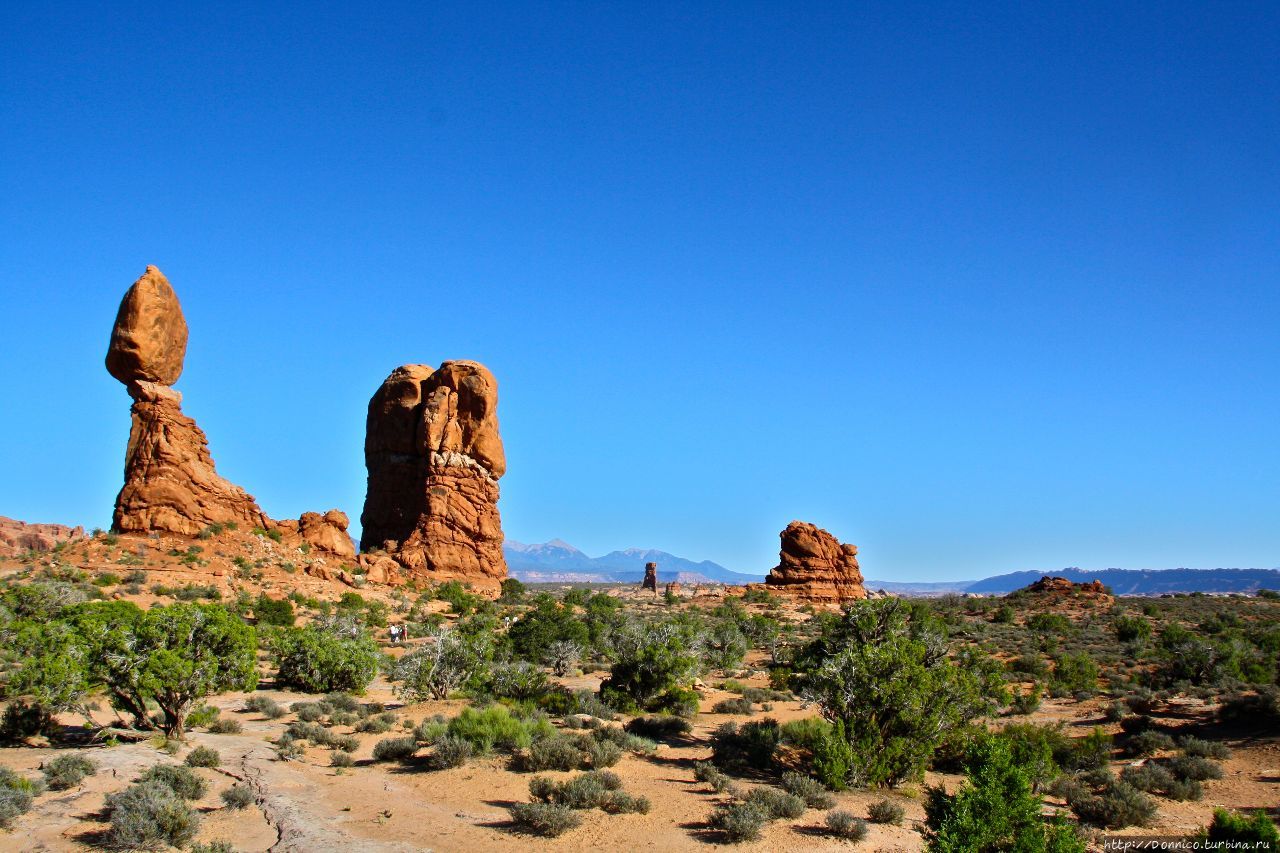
503;540;764;584
505;540;1280;596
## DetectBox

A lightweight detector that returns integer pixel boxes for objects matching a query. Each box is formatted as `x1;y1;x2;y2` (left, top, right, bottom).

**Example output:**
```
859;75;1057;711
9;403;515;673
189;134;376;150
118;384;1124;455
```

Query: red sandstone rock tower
761;520;867;604
361;362;507;594
106;266;354;557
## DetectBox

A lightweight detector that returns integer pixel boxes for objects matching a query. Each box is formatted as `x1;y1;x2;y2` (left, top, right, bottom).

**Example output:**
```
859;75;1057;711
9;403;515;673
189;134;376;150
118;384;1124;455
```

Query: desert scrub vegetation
269;623;380;693
510;770;649;836
824;809;869;841
0;767;42;828
790;598;1007;788
220;782;254;809
104;780;200;849
42;753;96;790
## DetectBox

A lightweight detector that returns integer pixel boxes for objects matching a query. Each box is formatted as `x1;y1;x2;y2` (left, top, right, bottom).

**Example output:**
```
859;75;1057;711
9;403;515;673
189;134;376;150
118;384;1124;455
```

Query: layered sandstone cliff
760;520;866;604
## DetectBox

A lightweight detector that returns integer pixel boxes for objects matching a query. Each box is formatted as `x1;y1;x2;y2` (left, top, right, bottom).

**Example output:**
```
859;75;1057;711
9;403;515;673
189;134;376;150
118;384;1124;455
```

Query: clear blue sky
2;2;1277;581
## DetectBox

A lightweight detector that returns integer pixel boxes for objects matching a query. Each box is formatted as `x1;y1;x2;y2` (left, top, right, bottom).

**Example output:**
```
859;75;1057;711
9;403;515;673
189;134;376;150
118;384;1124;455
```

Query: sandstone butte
757;520;867;604
106;266;356;561
1013;575;1113;601
360;361;508;595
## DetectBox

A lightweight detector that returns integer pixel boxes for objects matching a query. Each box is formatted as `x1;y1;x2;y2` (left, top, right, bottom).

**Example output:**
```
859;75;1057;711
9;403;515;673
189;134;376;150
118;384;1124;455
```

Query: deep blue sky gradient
2;2;1277;580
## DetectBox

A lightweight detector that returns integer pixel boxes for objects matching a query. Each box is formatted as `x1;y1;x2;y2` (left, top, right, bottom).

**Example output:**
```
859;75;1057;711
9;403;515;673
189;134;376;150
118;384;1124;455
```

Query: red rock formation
642;562;658;592
1014;576;1112;600
106;266;356;559
760;520;867;604
0;517;86;557
361;361;507;593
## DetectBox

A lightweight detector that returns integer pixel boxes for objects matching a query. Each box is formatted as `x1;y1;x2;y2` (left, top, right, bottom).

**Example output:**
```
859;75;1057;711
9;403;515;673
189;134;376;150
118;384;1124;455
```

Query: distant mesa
106;266;355;559
756;520;867;604
360;361;507;594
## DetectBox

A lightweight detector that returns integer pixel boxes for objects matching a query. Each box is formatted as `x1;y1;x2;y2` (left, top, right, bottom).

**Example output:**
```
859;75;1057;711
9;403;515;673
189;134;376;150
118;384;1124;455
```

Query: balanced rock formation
0;517;86;557
106;266;355;558
361;361;507;593
760;520;866;604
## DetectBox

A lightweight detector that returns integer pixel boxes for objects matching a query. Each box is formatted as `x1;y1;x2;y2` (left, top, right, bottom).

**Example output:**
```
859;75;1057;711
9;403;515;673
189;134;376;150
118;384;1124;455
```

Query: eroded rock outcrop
107;266;356;558
361;361;507;593
1012;576;1112;602
759;520;866;604
0;517;86;557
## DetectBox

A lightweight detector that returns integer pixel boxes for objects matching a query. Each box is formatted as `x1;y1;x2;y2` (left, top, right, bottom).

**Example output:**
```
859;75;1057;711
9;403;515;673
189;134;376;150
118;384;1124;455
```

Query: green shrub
1165;755;1223;782
584;738;622;769
509;801;581;837
254;594;295;627
104;781;200;849
447;705;533;753
743;786;805;819
1064;727;1112;771
372;736;417;762
693;761;736;794
185;746;221;768
812;719;857;791
713;697;754;715
1051;652;1099;695
926;736;1086;850
0;768;39;828
431;735;473;769
825;809;868;841
220;783;254;809
245;695;285;719
206;717;242;734
1200;808;1279;846
330;751;354;768
709;803;769;843
1179;736;1231;760
271;626;379;694
42;754;96;790
780;772;834;809
524;735;585;771
798;599;1007;787
867;798;904;824
711;719;781;773
138;763;208;800
624;715;691;740
600;790;651;814
1068;779;1156;829
1126;730;1175;757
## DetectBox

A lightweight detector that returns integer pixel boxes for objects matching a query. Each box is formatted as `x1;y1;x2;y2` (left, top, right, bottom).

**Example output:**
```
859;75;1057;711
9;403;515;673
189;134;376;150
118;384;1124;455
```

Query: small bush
1179;736;1231;760
525;734;586;771
600;791;651;814
292;702;326;722
584;739;623;769
780;772;834;809
245;695;285;719
431;735;473;769
1165;755;1223;782
1069;779;1157;829
221;783;254;809
867;798;904;825
693;761;737;794
709;803;769;843
509;801;581;837
743;786;806;819
207;718;243;734
713;697;755;715
447;705;532;753
825;809;869;841
624;715;691;740
1127;730;1175;757
711;718;781;773
331;751;354;768
105;781;200;849
0;768;39;828
1202;808;1280;845
43;754;97;790
372;736;417;762
138;764;208;800
185;746;221;768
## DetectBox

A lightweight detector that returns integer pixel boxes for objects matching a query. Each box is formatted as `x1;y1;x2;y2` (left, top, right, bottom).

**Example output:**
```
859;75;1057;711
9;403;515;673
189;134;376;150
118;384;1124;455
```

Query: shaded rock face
761;520;867;604
361;361;507;593
106;266;356;558
0;517;85;557
642;562;658;591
